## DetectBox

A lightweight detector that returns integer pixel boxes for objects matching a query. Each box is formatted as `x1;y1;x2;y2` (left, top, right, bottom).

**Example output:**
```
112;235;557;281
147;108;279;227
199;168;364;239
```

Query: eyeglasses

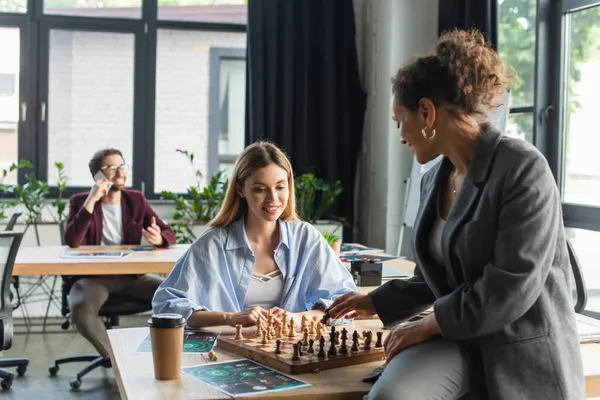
101;164;129;176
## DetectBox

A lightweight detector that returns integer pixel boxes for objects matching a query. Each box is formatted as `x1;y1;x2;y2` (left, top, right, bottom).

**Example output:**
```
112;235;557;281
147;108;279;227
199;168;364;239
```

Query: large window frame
536;0;600;232
1;0;246;200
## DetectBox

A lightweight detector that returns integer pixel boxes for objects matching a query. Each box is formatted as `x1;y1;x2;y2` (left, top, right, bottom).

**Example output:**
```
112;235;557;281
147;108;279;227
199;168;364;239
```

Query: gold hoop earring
421;127;436;140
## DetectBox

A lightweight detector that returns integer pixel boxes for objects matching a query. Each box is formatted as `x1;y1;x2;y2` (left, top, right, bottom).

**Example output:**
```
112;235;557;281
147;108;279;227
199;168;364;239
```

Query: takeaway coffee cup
147;313;186;380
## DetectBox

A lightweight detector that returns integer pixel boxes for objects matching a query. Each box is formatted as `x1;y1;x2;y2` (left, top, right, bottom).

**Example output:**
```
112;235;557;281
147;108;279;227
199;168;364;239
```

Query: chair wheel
49;365;59;376
1;378;12;390
70;378;81;390
61;320;70;330
16;366;26;377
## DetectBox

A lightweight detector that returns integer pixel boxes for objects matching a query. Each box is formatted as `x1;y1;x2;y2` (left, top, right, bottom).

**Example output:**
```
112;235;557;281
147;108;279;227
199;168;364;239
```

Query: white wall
354;0;439;256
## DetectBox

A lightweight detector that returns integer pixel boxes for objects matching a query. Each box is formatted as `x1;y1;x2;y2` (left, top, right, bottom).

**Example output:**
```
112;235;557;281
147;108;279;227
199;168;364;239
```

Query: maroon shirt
64;189;176;248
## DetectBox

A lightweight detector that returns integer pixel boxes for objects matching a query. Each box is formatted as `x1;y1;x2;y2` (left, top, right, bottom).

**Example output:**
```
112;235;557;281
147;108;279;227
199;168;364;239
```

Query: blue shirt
152;218;357;320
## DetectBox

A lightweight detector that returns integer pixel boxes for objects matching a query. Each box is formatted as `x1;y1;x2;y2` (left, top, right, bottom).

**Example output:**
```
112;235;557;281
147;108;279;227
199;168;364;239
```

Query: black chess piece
328;332;337;356
308;339;315;353
297;340;304;356
317;336;326;358
275;339;282;354
292;343;300;360
351;333;359;352
335;331;340;345
375;332;383;348
341;328;348;341
339;338;348;355
364;332;372;350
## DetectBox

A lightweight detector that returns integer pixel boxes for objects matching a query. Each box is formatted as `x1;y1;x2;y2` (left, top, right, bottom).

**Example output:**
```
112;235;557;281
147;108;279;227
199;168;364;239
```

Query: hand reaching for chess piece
226;306;277;328
325;292;376;320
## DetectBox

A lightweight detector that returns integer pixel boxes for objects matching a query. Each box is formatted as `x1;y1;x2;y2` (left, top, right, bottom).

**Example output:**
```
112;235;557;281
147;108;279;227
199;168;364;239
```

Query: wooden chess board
217;326;387;375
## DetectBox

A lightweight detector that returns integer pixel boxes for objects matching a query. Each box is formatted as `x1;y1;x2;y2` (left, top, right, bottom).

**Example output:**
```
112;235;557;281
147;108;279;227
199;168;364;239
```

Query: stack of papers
577;314;600;344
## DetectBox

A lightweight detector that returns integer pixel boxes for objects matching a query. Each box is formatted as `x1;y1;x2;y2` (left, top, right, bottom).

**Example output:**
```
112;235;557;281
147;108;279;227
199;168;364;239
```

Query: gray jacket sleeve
434;151;561;340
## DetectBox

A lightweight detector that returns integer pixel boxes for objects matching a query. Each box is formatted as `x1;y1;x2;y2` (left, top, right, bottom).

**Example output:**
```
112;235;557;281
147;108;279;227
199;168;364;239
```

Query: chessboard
217;313;386;375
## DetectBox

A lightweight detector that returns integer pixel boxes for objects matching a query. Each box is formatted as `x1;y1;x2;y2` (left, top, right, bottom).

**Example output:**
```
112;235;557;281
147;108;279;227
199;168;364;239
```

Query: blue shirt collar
225;217;290;251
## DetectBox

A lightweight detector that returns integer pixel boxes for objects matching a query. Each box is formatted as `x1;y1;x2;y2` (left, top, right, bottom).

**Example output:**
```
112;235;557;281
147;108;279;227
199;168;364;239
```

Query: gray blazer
370;126;586;399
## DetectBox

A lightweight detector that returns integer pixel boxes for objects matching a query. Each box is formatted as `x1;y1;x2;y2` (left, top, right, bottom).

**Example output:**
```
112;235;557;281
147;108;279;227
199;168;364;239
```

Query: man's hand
84;178;112;213
326;292;376;319
383;313;441;363
142;217;164;246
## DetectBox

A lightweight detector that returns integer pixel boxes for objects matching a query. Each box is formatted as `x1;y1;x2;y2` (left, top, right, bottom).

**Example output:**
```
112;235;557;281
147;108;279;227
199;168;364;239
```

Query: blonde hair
209;141;299;228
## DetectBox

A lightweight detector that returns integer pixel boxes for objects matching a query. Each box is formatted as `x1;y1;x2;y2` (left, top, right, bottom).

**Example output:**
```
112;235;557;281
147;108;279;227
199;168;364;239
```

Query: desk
13;245;190;276
13;244;415;279
108;323;600;400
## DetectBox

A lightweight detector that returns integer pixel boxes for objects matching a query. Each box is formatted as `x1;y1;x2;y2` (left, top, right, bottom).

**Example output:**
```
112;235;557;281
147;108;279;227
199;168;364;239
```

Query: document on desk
137;330;219;353
577;314;600;343
60;250;130;259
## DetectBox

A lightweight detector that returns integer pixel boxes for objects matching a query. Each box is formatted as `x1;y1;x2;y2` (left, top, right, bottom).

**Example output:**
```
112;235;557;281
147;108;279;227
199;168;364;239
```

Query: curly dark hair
391;29;514;119
88;148;124;177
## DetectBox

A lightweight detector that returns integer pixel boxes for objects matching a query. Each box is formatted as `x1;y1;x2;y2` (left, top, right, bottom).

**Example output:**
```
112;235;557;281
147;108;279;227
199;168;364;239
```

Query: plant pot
330;239;341;256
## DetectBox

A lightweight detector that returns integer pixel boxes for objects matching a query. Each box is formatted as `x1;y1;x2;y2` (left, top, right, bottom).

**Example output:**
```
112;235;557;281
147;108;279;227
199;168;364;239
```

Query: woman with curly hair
327;29;585;400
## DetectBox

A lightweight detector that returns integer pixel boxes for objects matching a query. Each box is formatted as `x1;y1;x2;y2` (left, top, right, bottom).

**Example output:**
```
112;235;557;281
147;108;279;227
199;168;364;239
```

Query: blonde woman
152;141;356;328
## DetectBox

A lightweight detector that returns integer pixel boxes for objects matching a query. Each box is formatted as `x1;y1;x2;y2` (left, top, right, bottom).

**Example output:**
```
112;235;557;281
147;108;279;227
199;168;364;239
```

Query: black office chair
567;238;587;314
3;211;23;311
0;231;29;390
49;221;152;390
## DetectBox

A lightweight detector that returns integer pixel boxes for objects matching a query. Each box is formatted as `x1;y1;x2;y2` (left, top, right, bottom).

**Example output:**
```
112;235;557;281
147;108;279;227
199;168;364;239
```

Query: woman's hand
384;313;441;363
326;292;377;319
227;306;278;328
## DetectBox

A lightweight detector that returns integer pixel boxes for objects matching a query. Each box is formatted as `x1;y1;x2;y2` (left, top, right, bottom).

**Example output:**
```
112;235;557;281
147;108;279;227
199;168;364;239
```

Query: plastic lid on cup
147;313;186;329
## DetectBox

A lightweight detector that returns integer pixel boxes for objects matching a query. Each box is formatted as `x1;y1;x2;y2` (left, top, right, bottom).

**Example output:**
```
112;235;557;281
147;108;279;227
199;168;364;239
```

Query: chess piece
276;325;284;339
339;338;348;355
364;331;372;350
308;339;315;353
362;330;367;339
256;319;261;336
335;331;340;345
208;351;217;361
301;314;308;331
297;340;304;356
234;324;244;341
328;340;337;356
309;320;316;336
341;328;348;342
317;336;326;358
261;330;268;345
315;322;323;341
282;313;289;336
302;329;310;346
275;339;282;354
267;329;272;341
288;318;297;338
375;332;383;348
292;343;300;361
351;331;359;352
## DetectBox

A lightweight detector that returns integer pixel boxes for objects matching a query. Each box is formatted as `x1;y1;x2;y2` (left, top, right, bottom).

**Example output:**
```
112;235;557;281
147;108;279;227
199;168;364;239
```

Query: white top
243;269;284;310
101;203;123;246
429;197;446;266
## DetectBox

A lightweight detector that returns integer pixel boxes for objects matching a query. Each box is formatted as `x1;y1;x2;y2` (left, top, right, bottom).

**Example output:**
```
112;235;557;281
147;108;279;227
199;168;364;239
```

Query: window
498;0;537;143
561;4;600;208
0;0;26;13
158;0;247;24
44;0;142;19
0;27;20;185
154;30;246;194
47;30;135;187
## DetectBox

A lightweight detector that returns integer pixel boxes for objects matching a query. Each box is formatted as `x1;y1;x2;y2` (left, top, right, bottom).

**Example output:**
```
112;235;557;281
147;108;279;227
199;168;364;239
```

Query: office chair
49;221;153;390
0;231;29;390
567;238;587;314
3;211;23;311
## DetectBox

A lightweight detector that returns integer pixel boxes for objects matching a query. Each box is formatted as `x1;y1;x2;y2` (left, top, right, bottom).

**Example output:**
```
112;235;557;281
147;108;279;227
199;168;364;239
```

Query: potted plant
161;149;229;244
321;231;341;256
51;162;68;223
295;173;344;241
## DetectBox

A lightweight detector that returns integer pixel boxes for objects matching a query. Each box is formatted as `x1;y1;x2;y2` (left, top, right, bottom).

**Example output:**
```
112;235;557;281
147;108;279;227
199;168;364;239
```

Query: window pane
562;5;600;207
158;0;247;24
0;27;20;185
218;162;235;180
44;0;141;18
498;0;536;108
0;0;27;13
154;29;246;194
505;112;533;143
218;58;245;156
566;228;600;313
47;30;134;187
